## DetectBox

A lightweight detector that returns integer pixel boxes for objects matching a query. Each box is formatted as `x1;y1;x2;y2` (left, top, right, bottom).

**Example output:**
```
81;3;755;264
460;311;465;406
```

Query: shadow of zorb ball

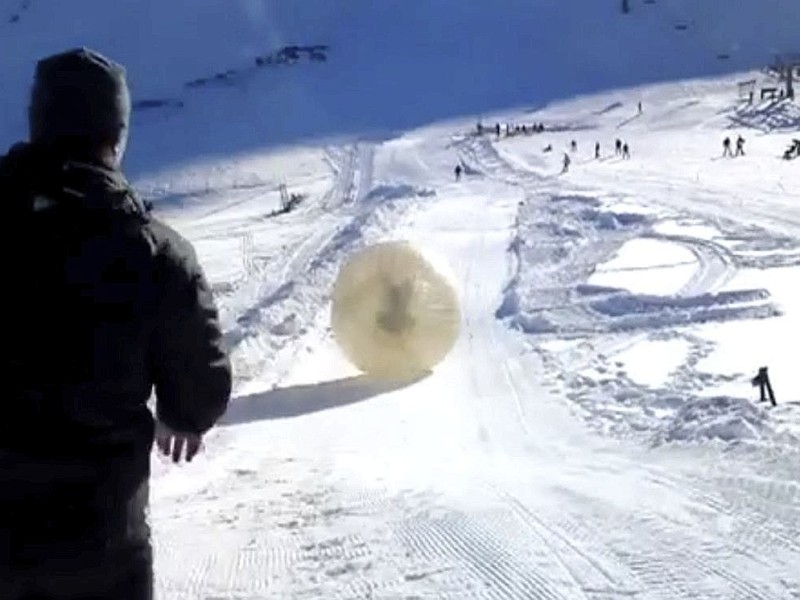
331;241;461;380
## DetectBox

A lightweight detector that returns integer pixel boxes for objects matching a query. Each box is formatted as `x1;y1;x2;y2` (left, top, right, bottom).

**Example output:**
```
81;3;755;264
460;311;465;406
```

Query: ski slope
147;79;800;597
2;0;800;598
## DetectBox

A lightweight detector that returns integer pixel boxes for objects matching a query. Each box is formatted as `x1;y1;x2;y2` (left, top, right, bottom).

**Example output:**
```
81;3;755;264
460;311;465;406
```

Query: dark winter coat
0;142;232;568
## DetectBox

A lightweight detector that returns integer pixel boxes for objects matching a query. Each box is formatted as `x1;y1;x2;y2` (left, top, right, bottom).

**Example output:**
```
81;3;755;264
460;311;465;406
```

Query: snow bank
657;396;773;445
590;289;772;317
579;208;649;231
365;184;436;202
496;190;655;334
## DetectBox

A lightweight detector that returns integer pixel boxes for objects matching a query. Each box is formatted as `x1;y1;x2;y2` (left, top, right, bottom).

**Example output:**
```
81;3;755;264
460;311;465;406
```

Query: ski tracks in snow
219;142;378;388
440;131;800;598
153;120;799;597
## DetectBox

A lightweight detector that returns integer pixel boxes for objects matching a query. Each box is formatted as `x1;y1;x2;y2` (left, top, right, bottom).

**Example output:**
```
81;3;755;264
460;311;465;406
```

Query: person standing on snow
595;142;601;159
0;48;232;600
615;138;623;156
722;137;733;157
570;140;578;152
735;135;745;157
622;143;631;159
454;164;463;181
562;152;571;173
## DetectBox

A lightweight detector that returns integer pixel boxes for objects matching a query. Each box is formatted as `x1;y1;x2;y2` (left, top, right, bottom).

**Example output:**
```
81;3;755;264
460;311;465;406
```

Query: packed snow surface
2;0;800;597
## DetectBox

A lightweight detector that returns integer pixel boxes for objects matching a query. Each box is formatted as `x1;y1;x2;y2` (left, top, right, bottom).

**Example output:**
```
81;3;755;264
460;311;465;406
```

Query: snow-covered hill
3;1;800;598
2;0;799;172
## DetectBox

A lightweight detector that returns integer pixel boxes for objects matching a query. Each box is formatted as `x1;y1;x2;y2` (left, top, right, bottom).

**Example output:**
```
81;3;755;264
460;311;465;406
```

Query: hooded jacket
0;142;232;564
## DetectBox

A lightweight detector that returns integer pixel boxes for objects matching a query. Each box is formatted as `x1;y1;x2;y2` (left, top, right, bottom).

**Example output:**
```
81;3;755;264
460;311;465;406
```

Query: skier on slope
615;138;623;156
735;135;746;157
722;137;733;157
0;48;232;600
454;164;463;181
595;142;601;159
562;152;571;173
622;143;631;159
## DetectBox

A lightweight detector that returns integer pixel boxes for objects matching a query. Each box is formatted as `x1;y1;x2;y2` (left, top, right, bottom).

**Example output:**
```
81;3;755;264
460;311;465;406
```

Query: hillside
1;0;798;174
2;1;799;598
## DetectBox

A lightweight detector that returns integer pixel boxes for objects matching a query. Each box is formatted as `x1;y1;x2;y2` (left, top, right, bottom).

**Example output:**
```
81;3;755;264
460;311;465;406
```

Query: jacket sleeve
150;224;232;434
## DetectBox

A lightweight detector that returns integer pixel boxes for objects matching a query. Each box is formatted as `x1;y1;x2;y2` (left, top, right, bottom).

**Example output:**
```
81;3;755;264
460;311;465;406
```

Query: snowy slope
475;76;800;449
3;0;800;598
2;0;799;171
146;83;800;596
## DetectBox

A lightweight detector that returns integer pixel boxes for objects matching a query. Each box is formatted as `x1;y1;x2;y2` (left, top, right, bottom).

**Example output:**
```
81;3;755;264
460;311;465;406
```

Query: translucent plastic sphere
331;241;461;380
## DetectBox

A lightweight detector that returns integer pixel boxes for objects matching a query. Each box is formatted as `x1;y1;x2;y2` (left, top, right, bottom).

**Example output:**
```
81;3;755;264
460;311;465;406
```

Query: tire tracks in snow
549;464;800;599
645;232;737;297
394;509;574;600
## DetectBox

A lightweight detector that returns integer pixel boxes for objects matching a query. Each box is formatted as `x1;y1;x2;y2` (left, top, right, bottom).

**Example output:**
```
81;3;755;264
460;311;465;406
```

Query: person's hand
155;421;203;463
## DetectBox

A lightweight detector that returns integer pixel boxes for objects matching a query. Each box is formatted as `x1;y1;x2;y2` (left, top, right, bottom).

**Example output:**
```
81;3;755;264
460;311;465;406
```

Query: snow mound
366;184;436;202
514;314;558;335
576;284;625;296
495;276;520;320
658;396;773;445
591;289;772;318
580;208;649;230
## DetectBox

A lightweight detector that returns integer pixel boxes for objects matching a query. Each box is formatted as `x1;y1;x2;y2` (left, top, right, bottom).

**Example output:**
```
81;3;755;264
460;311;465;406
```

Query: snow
693;266;800;403
4;0;800;597
658;396;774;445
613;338;692;388
589;237;699;295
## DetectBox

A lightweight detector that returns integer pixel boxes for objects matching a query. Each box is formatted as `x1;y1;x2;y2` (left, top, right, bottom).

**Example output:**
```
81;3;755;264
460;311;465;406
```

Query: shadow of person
219;373;428;426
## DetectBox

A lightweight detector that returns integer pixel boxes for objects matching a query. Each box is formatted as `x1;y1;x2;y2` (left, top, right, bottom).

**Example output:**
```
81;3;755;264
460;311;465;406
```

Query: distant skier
543;143;553;153
735;135;745;157
595;142;601;159
571;140;578;152
615;138;623;156
622;143;630;159
562;152;571;173
495;123;501;137
722;137;733;157
454;164;463;181
638;101;643;114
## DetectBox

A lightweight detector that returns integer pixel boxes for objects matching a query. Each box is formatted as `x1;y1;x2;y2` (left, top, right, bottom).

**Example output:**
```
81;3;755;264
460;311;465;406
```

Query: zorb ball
331;241;461;380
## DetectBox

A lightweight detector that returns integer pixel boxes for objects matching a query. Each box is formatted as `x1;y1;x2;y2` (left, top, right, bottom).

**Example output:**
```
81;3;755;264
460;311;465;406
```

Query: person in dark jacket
0;48;232;600
561;152;571;173
722;136;732;157
735;135;745;157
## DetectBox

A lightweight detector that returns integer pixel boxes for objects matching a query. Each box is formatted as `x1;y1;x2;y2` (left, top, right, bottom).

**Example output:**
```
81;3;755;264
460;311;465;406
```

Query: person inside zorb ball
331;241;462;380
